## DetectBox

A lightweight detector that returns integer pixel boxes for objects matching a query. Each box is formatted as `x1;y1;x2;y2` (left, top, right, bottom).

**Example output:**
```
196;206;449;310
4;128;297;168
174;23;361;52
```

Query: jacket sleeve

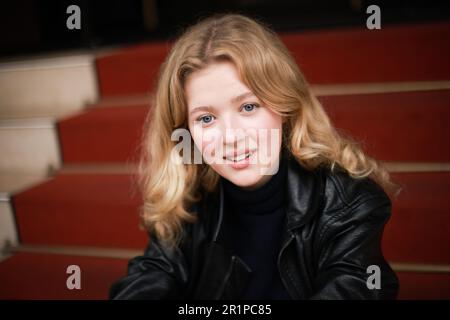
310;194;399;300
109;230;190;300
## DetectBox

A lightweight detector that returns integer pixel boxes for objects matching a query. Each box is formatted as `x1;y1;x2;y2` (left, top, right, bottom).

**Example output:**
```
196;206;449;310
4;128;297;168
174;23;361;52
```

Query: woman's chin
222;169;271;189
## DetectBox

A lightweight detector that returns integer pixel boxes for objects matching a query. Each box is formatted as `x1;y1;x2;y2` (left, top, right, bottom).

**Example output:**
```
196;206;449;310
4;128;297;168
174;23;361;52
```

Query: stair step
0;173;49;195
0;174;52;258
321;89;450;162
96;42;169;96
397;272;450;300
383;172;450;265
12;173;147;249
57;89;449;163
311;81;450;96
96;22;450;96
0;251;448;299
0;200;18;255
0;118;61;175
280;22;450;84
9;167;450;263
57;105;148;163
0;54;97;119
0;252;127;299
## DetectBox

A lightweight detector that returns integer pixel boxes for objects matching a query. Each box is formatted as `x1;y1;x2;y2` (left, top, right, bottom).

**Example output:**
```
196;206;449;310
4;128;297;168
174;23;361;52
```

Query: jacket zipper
277;232;297;299
216;255;236;299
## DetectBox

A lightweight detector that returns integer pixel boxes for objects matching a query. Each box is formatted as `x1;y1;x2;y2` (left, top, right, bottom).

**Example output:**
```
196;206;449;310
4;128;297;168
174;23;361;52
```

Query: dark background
0;0;449;58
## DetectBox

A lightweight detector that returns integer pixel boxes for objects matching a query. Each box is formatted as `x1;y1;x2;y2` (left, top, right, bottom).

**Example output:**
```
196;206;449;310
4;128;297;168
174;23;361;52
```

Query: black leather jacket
109;157;398;299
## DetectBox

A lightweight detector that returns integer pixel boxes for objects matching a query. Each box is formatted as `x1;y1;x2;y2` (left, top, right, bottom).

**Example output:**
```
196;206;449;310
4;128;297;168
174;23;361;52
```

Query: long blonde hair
136;13;401;248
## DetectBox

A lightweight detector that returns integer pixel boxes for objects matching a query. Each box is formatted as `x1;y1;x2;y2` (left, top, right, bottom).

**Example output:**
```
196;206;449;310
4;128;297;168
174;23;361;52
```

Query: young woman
109;13;400;300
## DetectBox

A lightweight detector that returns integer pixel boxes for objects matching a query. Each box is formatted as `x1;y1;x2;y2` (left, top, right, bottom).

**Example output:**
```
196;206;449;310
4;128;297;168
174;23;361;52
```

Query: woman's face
185;61;283;189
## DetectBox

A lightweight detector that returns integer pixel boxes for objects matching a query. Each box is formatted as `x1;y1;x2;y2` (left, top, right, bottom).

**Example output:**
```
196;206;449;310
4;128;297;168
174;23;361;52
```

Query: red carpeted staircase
1;21;449;300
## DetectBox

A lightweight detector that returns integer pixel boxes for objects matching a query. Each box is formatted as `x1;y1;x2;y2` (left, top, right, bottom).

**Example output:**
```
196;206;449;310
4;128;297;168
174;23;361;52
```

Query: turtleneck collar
222;154;288;215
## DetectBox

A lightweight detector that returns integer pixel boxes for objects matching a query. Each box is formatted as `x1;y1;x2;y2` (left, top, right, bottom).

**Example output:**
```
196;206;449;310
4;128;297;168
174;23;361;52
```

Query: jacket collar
211;155;325;245
284;156;325;230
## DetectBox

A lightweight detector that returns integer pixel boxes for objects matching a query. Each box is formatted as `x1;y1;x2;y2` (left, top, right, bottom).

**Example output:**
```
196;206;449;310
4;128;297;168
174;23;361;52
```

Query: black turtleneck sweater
222;156;291;300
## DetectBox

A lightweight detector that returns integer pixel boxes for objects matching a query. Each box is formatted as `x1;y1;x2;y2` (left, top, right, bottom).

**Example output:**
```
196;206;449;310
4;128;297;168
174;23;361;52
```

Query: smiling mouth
223;150;255;162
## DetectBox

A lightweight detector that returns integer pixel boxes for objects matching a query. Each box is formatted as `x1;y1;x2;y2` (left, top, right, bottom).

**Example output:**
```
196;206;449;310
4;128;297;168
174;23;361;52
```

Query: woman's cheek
190;125;208;153
197;128;222;164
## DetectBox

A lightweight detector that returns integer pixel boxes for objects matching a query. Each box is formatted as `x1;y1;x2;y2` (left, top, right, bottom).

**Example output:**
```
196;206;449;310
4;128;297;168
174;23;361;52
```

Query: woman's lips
224;150;255;169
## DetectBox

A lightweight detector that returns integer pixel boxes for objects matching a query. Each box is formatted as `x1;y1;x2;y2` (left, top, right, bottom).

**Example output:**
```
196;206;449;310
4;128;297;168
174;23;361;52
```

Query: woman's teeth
226;152;252;162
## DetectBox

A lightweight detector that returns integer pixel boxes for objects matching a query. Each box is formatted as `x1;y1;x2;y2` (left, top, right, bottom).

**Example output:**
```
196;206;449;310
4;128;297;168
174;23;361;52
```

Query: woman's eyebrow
230;91;255;104
189;105;215;116
189;91;256;116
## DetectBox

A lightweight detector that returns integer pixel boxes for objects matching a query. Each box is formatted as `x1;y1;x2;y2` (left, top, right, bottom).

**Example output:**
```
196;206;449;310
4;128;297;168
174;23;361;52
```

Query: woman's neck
222;155;288;215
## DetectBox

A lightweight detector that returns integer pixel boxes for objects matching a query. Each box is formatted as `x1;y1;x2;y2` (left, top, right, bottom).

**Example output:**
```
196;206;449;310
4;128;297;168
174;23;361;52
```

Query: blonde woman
110;13;400;300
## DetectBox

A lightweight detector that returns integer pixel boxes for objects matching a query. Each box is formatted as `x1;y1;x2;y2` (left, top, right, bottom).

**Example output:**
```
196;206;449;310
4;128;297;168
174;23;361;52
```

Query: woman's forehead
185;62;253;110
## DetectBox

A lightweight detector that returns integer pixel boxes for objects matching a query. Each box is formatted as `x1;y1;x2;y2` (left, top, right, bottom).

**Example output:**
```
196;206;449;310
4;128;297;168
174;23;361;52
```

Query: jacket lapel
197;156;325;299
285;157;325;231
194;180;251;299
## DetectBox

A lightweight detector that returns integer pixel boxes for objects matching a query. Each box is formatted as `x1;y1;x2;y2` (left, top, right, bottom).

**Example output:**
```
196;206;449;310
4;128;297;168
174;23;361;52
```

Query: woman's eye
242;103;258;112
197;115;214;124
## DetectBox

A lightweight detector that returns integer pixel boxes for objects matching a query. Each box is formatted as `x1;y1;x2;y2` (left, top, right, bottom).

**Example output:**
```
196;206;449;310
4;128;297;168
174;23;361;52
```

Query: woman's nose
222;123;246;145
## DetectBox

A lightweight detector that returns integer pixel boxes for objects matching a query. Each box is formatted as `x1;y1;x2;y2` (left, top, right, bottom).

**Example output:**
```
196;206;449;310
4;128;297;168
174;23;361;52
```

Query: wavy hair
136;13;401;248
